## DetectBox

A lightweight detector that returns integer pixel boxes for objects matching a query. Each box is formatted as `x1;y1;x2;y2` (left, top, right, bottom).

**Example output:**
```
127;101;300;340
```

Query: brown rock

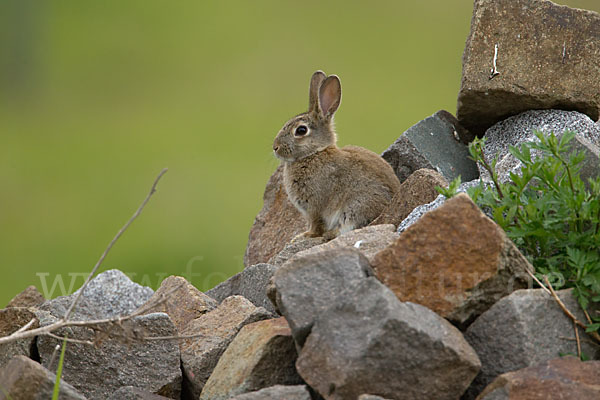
244;165;306;267
0;307;39;368
457;0;600;135
371;193;532;327
180;296;272;399
477;357;600;400
140;275;216;333
6;286;45;308
0;355;86;400
200;318;302;400
370;168;448;227
267;237;327;267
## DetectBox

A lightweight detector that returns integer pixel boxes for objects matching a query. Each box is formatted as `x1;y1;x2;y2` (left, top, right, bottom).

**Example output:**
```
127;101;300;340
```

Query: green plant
52;336;68;400
443;131;600;334
436;175;462;198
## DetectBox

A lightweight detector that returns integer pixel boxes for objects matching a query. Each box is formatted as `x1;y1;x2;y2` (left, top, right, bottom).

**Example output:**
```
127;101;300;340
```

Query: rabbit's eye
295;125;308;137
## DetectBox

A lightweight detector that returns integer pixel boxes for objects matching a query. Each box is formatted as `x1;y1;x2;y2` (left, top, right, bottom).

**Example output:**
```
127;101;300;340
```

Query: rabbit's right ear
318;75;341;119
308;70;327;114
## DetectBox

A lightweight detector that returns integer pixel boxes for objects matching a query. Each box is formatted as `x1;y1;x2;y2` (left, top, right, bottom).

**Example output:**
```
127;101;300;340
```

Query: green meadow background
1;0;598;305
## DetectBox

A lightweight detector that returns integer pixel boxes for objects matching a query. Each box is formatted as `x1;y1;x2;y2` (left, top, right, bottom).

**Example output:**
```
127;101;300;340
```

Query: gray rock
296;278;481;400
207;264;279;314
35;270;180;399
281;225;399;267
381;110;479;184
229;385;311;400
109;386;172;400
358;396;391;400
268;237;327;267
457;0;600;135
180;296;272;399
0;307;38;368
271;248;373;347
397;180;482;233
0;355;87;400
481;110;600;183
200;318;302;400
463;288;600;399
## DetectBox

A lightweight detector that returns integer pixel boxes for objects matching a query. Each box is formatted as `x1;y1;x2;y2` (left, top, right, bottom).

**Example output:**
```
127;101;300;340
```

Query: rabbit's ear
309;70;327;113
318;75;341;119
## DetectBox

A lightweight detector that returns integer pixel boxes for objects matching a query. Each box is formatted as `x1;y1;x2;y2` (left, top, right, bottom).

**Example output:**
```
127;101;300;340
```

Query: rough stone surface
0;307;38;368
271;248;373;347
37;312;181;399
477;357;600;400
0;355;87;400
6;285;45;308
276;225;398;267
464;288;600;400
109;386;172;400
207;264;278;314
180;295;272;399
381;110;479;183
481;110;600;183
229;385;311;400
244;164;306;267
200;318;302;400
141;275;216;333
457;0;600;135
370;168;448;227
35;270;180;399
397;180;483;233
296;278;481;400
358;396;391;400
373;193;532;328
267;237;327;267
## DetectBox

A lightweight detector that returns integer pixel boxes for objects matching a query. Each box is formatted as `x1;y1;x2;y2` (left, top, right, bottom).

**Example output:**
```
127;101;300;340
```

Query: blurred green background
1;0;598;305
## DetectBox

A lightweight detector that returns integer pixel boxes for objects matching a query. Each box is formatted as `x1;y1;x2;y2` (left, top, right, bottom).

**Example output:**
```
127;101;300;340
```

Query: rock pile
1;0;600;399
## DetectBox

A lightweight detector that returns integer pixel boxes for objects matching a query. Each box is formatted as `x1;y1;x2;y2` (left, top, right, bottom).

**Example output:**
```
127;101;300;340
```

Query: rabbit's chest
282;162;336;212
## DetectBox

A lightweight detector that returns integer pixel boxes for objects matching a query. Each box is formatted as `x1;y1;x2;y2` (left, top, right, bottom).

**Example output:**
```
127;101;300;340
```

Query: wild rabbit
272;70;401;240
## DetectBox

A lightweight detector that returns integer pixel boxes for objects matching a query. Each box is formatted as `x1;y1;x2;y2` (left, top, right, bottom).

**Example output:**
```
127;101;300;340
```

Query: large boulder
477;357;600;400
372;193;532;327
180;295;271;399
381;110;478;183
370;168;448;227
270;248;373;347
35;270;181;399
199;318;302;400
296;278;481;400
244;165;305;267
457;0;600;135
0;355;87;400
480;110;600;183
207;264;278;314
464;288;600;399
5;285;45;308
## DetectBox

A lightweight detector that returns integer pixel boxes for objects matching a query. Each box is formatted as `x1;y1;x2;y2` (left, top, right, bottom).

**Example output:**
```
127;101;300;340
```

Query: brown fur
273;71;400;240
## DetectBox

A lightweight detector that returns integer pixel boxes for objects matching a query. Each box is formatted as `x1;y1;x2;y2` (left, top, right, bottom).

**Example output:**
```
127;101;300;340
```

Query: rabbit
272;70;401;241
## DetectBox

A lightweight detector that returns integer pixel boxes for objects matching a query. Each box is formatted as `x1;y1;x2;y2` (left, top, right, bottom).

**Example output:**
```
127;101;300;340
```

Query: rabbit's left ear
309;70;326;114
318;75;341;119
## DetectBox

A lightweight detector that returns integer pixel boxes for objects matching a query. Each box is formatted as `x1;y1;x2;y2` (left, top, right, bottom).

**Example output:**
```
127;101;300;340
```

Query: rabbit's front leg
291;215;326;242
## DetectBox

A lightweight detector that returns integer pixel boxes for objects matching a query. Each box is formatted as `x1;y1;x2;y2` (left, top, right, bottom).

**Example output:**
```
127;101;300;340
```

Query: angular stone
229;385;311;400
109;386;172;400
478;357;600;400
244;164;306;267
6;285;45;308
381;110;479;183
273;225;398;267
457;0;600;135
267;237;327;267
0;307;38;368
370;168;448;227
35;270;180;399
464;288;600;399
200;318;302;400
180;296;271;399
0;355;86;400
207;264;278;314
481;110;600;183
296;278;481;400
141;275;216;333
271;248;373;347
36;312;181;399
372;193;532;327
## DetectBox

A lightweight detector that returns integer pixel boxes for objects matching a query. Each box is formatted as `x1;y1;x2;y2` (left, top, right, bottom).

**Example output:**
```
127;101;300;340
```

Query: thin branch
63;168;168;322
574;321;582;359
44;332;94;346
524;268;550;294
14;318;36;334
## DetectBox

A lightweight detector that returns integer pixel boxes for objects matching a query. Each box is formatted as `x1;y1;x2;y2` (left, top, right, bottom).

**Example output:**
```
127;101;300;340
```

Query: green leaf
585;323;600;333
52;335;68;400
